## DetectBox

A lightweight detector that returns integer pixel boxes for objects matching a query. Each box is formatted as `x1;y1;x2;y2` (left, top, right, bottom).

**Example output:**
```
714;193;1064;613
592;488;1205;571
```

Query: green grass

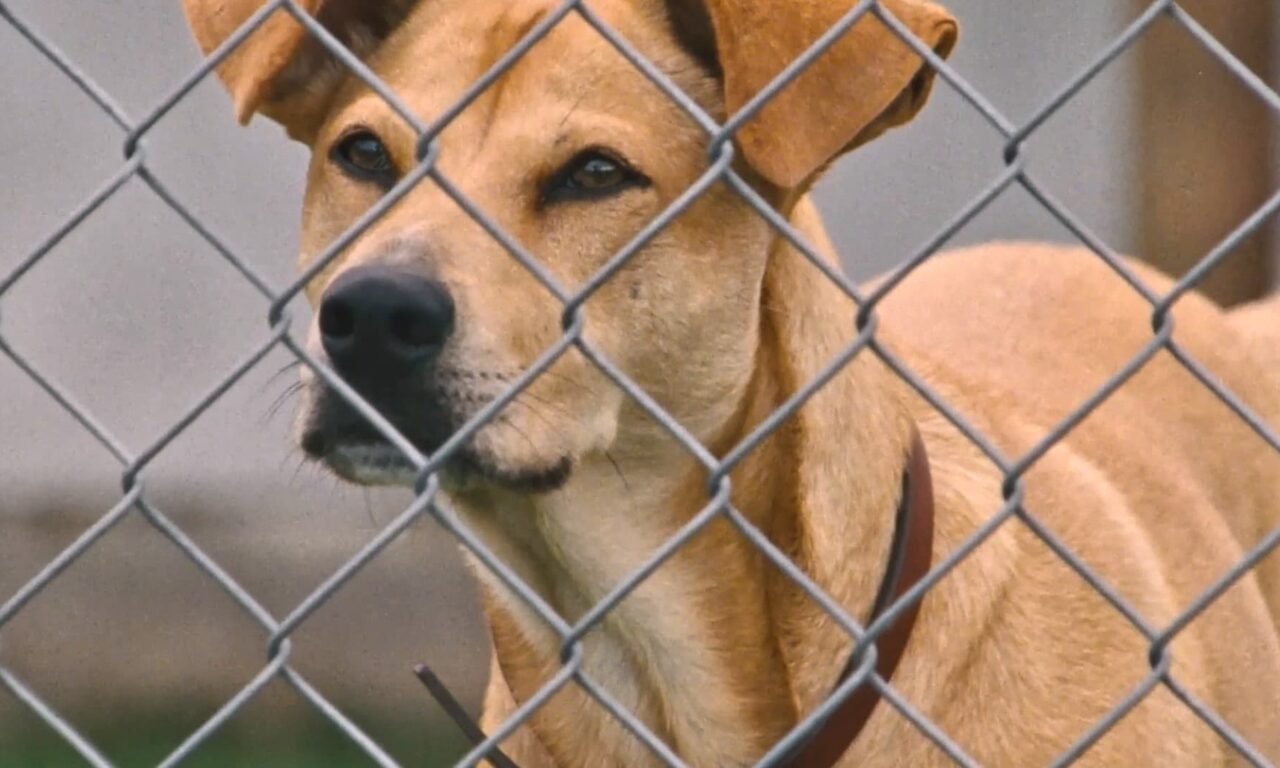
2;715;471;767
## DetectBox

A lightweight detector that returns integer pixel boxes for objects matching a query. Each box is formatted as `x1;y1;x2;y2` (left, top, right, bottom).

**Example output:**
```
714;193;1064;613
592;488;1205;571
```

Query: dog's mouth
299;388;574;494
316;436;573;493
321;438;420;486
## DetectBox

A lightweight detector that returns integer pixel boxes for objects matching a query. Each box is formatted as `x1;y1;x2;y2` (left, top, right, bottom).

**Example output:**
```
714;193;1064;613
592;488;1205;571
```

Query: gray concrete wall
0;0;1238;755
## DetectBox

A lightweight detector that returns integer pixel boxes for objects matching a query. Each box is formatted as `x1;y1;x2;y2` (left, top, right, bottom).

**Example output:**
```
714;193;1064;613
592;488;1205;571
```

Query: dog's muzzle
300;265;457;483
298;265;574;493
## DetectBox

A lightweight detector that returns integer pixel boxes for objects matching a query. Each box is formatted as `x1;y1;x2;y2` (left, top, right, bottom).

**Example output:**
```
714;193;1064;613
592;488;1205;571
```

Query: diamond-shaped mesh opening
0;8;132;253
1132;7;1278;305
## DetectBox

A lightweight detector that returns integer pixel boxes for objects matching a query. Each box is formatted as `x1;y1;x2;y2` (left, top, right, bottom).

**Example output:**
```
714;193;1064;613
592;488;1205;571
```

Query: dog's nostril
319;300;356;340
389;306;441;348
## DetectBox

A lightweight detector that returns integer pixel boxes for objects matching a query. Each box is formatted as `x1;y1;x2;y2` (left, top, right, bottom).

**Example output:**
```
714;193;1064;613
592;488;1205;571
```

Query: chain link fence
2;0;1278;766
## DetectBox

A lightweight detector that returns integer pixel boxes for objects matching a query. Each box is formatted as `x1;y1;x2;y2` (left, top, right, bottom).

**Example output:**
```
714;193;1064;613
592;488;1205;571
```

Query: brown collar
418;429;935;768
782;426;936;768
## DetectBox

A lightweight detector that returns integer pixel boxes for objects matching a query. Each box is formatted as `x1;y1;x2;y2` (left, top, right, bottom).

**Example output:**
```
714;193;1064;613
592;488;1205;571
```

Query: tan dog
184;0;1280;764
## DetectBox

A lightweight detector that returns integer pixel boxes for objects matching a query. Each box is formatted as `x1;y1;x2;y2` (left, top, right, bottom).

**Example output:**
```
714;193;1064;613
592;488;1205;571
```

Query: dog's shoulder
878;240;1275;415
878;240;1280;563
876;240;1244;395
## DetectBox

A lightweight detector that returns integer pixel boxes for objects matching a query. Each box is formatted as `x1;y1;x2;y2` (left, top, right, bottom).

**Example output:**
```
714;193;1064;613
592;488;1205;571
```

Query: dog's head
185;0;955;493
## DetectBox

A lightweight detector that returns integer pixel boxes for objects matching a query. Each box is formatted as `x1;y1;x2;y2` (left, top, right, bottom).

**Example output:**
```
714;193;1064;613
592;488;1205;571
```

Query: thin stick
414;664;522;768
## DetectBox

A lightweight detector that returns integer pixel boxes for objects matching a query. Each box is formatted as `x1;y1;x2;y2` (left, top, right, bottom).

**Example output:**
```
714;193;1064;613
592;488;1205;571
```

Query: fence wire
2;1;1279;766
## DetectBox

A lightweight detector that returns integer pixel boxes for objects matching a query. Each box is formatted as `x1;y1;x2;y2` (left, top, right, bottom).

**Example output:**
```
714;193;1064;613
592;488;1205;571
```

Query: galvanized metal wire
2;1;1278;766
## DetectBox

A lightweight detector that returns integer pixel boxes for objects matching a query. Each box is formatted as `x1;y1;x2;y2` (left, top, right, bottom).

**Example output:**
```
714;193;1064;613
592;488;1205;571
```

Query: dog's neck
452;196;917;766
742;195;919;718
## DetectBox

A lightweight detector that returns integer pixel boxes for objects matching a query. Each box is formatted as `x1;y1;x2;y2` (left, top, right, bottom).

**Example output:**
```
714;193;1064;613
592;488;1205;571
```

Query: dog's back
1228;292;1280;610
875;241;1280;759
880;240;1280;616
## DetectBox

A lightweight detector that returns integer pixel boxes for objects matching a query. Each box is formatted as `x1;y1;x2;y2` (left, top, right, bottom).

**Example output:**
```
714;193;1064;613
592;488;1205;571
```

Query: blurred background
2;1;1277;765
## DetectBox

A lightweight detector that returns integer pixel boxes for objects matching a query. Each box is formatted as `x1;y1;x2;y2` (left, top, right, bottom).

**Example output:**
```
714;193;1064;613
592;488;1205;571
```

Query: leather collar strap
783;426;935;768
418;429;934;768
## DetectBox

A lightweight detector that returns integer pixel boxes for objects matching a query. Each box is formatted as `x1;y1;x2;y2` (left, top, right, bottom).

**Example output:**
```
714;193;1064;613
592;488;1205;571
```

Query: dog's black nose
318;266;454;381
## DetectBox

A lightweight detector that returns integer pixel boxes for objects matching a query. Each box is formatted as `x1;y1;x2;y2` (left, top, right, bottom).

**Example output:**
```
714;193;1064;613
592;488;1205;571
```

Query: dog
184;0;1280;764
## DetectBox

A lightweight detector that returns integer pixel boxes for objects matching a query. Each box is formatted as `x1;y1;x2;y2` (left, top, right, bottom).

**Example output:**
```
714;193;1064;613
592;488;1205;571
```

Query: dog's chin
324;441;420;487
318;439;573;494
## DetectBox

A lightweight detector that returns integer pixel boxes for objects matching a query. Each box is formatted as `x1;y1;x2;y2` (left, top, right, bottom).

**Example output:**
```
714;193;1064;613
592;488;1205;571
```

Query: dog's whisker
508;394;627;497
259;359;304;394
529;369;594;396
604;449;631;494
289;453;309;487
361;487;378;528
513;390;579;424
494;413;540;454
508;394;580;455
264;381;305;424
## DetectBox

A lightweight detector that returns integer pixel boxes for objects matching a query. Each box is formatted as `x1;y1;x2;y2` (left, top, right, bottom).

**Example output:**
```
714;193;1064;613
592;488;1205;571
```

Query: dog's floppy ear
668;0;957;189
183;0;417;141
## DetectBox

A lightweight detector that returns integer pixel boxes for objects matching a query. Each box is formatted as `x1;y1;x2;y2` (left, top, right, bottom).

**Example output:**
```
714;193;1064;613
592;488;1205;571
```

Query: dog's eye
568;155;627;190
544;150;647;203
332;130;396;184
